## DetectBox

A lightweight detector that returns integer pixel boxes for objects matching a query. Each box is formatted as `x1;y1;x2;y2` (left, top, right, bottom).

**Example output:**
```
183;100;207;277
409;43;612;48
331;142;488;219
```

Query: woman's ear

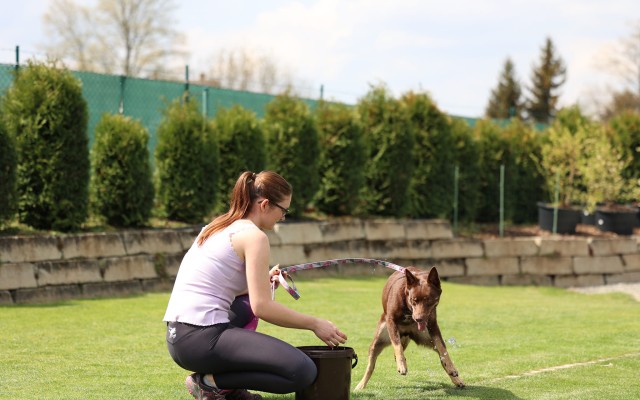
257;198;268;212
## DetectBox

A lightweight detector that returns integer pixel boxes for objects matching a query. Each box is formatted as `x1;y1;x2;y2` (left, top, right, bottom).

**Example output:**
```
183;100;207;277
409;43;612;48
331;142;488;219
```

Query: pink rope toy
271;258;405;300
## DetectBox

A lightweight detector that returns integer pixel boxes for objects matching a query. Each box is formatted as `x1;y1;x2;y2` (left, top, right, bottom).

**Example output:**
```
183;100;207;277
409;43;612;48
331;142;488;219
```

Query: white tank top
163;221;259;326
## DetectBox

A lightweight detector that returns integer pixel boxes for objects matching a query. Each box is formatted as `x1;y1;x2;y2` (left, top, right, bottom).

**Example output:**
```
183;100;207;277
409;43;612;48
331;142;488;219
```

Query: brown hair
197;170;292;246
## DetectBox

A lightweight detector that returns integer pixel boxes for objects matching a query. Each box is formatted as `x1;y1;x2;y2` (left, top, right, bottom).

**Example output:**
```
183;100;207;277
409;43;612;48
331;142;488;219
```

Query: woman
164;171;347;400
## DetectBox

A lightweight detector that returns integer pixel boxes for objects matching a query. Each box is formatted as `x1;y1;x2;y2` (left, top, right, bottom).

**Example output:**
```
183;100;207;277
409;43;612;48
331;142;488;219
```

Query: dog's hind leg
355;319;390;390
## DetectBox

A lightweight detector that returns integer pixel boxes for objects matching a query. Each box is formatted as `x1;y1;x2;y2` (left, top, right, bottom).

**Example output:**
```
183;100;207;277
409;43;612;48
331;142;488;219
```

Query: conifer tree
526;37;566;124
485;58;523;119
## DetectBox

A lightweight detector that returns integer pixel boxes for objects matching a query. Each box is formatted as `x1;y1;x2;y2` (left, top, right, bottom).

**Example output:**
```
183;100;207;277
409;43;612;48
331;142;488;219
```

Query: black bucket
295;346;358;400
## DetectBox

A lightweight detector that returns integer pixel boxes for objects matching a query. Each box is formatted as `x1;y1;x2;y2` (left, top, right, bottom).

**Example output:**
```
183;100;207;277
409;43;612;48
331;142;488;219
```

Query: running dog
355;266;465;390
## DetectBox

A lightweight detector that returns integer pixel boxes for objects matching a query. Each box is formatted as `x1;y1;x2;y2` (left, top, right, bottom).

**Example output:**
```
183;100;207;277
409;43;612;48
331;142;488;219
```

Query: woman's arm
238;229;347;346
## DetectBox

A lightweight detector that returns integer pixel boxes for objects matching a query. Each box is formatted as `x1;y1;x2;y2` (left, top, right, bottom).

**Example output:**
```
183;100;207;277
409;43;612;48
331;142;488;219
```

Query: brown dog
355;266;464;390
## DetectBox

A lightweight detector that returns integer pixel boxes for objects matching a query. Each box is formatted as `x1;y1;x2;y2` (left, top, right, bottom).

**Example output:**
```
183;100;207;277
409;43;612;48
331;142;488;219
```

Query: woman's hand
312;318;348;348
269;264;281;287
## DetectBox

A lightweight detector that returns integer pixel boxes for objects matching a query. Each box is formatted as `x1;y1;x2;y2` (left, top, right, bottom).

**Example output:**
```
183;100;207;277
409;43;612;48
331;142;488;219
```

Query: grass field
1;275;638;399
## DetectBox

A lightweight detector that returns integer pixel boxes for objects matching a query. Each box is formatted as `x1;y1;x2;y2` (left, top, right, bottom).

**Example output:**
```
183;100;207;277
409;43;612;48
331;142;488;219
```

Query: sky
1;0;639;118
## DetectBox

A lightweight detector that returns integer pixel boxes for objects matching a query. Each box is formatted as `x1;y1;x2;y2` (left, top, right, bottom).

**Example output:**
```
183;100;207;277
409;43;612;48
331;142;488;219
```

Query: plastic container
295;346;358;400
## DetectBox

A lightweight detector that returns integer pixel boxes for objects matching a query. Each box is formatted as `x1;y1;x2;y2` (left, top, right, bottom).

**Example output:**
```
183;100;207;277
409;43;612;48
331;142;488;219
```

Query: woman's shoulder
229;221;267;240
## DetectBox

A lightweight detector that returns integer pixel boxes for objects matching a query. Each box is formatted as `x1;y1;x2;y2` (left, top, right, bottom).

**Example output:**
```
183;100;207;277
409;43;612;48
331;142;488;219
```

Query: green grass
1;276;639;399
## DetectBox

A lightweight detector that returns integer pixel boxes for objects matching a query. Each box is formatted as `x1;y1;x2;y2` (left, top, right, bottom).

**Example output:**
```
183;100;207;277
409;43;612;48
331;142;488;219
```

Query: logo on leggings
169;326;177;339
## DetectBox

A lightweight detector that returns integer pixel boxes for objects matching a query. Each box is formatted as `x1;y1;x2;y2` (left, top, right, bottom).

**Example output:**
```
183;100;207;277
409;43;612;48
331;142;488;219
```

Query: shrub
263;92;320;217
212;105;266;212
314;101;366;216
473;119;543;224
0;115;17;225
607;111;640;185
1;61;89;231
155;98;218;223
536;106;590;208
90;113;154;227
578;122;630;211
401;92;456;218
357;84;414;217
449;118;482;223
500;119;545;223
473;120;513;223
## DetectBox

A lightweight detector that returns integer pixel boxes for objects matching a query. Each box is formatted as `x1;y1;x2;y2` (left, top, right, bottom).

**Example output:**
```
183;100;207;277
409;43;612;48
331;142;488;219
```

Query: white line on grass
485;352;640;383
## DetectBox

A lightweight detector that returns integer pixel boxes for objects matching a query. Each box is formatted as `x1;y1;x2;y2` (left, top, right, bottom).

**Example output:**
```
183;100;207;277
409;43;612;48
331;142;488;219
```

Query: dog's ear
404;268;419;287
428;267;441;289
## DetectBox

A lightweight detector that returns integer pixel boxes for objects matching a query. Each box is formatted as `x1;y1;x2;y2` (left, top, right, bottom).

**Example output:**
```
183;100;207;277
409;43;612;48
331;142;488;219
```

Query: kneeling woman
163;171;347;400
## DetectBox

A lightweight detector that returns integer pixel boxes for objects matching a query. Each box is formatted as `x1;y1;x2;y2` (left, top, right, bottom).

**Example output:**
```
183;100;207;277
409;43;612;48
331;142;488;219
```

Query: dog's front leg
386;317;408;375
427;314;465;388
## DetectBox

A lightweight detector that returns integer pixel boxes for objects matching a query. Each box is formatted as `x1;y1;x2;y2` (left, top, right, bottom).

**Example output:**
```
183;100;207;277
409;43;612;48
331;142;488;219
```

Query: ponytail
197;171;291;245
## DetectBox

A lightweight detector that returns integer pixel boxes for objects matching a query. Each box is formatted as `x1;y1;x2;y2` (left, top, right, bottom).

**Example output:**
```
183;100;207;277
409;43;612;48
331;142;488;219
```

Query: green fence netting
0;63;320;157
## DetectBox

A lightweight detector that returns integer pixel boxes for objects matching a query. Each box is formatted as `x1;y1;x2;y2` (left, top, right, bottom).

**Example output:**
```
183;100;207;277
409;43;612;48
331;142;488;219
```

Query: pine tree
485;58;523;119
526;37;566;124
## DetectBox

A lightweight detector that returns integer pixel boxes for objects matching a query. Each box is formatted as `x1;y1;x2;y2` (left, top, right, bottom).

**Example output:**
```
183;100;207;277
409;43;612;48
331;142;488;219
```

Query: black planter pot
537;202;581;234
595;208;639;235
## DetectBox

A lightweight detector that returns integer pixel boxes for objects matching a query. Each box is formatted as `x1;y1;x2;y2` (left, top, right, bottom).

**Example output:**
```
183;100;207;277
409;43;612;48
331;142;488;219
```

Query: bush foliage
314;101;366;216
537;106;592;207
357;84;414;217
155;98;218;223
6;61;636;231
90;113;154;227
401;92;456;219
263;93;320;217
0;116;17;225
212;105;266;212
607;111;640;185
449;118;482;223
1;61;89;231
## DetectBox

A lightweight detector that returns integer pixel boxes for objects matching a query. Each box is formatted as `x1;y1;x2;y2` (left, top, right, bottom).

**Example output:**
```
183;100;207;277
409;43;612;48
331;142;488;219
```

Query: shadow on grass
404;382;522;400
347;382;522;400
444;385;523;399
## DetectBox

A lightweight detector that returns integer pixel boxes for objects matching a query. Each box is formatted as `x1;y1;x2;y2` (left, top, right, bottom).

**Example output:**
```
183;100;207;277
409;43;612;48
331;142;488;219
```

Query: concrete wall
1;219;639;304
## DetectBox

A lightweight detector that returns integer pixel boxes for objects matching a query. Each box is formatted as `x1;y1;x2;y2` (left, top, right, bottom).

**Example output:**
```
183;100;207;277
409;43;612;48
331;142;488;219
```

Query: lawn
0;275;638;399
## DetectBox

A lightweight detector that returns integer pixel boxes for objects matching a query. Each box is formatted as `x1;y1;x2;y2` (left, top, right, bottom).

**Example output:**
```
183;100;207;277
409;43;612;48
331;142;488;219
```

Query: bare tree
42;0;95;70
203;48;295;94
606;20;640;98
42;0;185;78
597;19;640;117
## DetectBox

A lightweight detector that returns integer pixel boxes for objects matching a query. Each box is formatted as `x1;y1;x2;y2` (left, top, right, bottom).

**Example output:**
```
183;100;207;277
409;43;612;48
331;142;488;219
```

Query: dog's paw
451;376;465;388
396;363;408;375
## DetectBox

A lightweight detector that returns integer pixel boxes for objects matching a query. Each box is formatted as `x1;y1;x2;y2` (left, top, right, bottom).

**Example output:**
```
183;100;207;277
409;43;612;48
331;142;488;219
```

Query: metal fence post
499;164;505;237
15;45;19;72
453;165;459;235
119;75;126;114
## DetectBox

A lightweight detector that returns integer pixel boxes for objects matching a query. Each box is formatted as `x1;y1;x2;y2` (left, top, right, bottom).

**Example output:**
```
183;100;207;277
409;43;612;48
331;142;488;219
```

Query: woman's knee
292;354;317;390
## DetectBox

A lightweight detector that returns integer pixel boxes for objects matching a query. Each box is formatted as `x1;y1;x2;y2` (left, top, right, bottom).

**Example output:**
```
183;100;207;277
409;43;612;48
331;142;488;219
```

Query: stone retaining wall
1;219;639;304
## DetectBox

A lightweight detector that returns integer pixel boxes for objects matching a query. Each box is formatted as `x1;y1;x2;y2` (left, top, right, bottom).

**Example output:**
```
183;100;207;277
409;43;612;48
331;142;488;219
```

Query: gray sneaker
185;374;227;400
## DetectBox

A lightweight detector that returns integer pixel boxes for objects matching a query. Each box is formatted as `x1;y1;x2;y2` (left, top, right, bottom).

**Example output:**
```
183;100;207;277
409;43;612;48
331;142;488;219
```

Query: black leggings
166;296;317;394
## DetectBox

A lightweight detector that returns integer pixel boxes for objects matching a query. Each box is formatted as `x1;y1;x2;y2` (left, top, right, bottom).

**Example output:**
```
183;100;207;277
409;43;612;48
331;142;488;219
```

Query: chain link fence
0;62;320;157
